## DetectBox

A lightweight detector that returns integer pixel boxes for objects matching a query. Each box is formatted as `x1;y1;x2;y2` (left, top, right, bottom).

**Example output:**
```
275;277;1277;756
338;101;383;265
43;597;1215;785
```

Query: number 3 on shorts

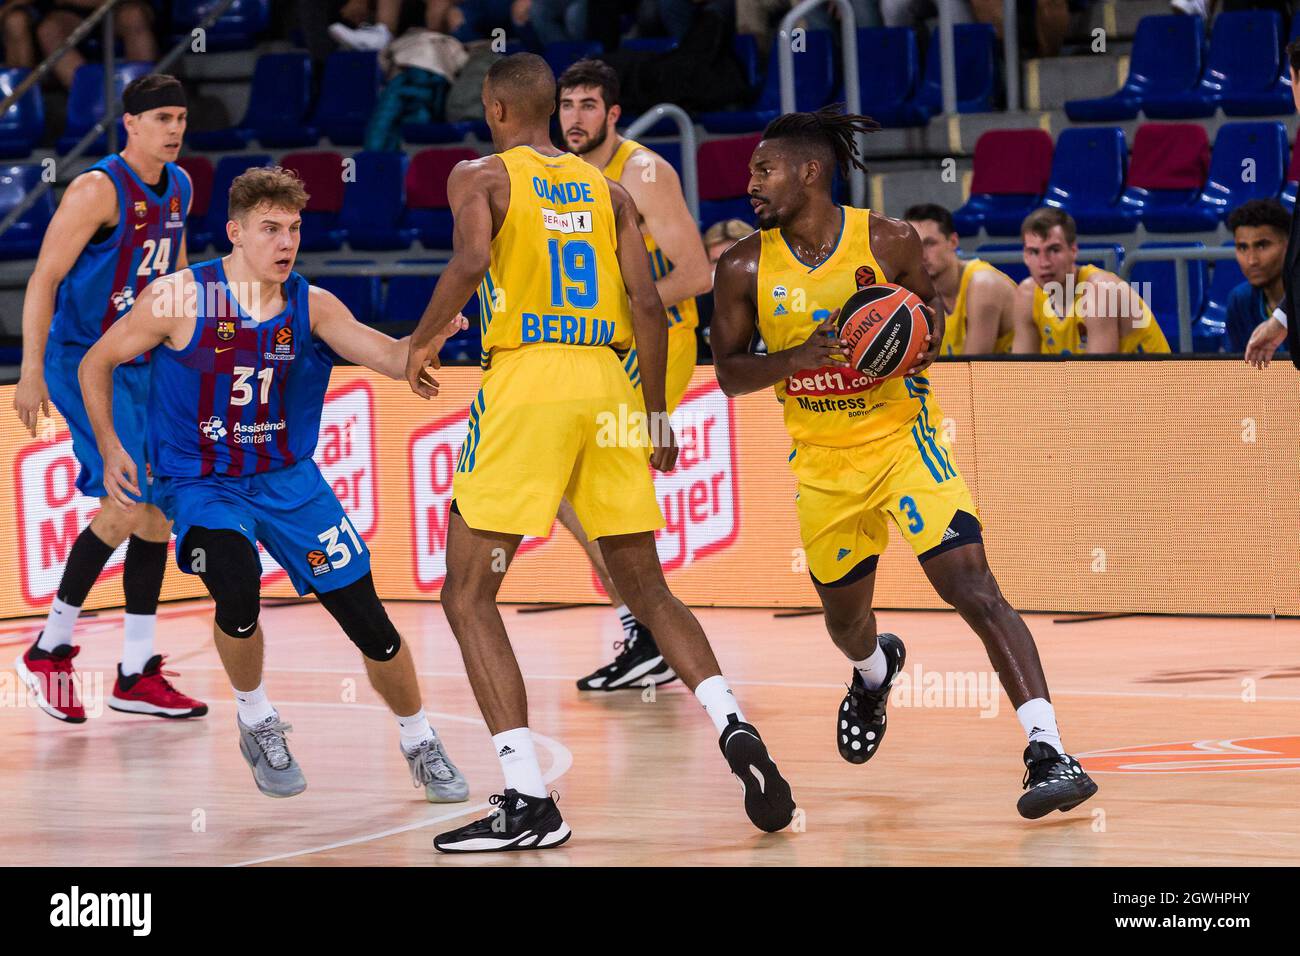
899;496;924;534
317;515;363;570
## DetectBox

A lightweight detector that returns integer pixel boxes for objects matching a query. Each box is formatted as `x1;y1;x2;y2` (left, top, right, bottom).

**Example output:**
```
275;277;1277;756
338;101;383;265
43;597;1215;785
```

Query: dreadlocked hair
762;105;881;178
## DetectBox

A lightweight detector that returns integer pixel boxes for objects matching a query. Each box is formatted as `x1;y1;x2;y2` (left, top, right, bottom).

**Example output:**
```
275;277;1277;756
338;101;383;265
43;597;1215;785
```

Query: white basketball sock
613;603;634;635
1016;698;1064;755
850;641;890;690
234;682;277;727
38;598;80;651
397;708;435;753
120;613;156;676
492;727;547;797
694;674;746;734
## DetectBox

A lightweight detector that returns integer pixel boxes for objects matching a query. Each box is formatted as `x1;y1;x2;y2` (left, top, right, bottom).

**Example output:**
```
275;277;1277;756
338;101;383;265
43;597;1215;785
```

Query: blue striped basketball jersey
48;153;191;365
147;258;333;478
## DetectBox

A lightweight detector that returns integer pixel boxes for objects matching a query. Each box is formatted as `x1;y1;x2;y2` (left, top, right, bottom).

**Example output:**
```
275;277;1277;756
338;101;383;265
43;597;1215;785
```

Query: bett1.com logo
407;380;741;589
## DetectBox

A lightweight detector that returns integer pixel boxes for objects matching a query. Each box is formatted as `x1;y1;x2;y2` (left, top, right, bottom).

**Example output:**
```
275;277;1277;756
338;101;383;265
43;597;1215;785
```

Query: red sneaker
15;639;87;723
109;654;208;718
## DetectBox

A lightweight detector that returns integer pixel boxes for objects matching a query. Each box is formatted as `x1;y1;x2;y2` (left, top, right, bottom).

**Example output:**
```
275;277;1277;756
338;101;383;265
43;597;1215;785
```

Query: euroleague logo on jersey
306;549;331;576
264;324;295;361
855;265;877;289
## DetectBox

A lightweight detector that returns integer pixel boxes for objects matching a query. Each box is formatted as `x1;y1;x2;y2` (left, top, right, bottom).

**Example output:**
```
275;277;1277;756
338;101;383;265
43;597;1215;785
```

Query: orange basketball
836;283;933;382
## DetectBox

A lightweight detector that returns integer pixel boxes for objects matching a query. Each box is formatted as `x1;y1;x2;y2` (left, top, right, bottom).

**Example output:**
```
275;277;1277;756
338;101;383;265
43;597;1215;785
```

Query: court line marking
214;701;573;867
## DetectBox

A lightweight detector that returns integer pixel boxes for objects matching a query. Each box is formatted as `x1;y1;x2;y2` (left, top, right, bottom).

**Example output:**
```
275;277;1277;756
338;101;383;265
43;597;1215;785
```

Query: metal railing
969;245;1239;353
777;0;865;208
623;103;699;221
0;0;239;241
937;0;1021;115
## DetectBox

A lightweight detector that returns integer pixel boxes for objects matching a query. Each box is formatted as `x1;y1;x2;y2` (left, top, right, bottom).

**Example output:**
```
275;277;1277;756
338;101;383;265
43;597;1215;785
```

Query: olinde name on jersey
147;259;334;478
477;146;634;369
49;154;191;365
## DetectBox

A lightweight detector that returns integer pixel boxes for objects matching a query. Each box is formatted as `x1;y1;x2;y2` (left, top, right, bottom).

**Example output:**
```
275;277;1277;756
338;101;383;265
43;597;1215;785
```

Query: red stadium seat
403;147;479;249
279;151;346;251
953;129;1054;236
697;134;761;228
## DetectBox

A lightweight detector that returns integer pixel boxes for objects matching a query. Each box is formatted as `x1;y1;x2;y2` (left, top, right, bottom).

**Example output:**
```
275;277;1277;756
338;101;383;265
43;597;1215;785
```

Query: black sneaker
719;715;796;833
433;789;572;853
836;632;905;764
1017;741;1099;819
576;621;677;692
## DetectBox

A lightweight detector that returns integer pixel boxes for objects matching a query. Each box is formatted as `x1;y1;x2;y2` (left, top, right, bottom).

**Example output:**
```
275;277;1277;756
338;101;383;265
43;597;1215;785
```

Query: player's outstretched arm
711;233;847;397
406;160;494;399
1012;278;1042;354
79;272;192;508
621;152;712;306
870;214;943;375
14;171;116;436
309;285;466;384
612;180;677;472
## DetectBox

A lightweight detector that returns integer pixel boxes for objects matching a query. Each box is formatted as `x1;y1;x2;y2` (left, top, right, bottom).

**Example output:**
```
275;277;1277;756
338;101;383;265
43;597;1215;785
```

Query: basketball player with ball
710;106;1098;818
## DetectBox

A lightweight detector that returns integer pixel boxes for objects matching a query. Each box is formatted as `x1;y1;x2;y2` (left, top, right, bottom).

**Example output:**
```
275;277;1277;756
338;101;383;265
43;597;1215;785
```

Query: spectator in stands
35;0;158;90
1225;199;1290;355
905;202;1017;355
531;0;587;45
1;1;39;70
735;1;882;54
331;0;529;50
704;218;753;275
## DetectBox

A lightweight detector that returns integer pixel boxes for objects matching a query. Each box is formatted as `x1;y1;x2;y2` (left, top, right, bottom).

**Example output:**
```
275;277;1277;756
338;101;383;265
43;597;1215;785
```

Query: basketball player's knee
824;605;874;644
942;574;1005;620
92;499;136;546
440;572;493;627
191;529;262;637
315;574;401;662
133;504;171;543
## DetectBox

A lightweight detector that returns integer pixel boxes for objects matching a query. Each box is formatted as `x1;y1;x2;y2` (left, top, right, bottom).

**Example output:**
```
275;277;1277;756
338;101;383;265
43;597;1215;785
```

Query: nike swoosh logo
215;347;233;353
135;223;147;230
237;623;255;634
385;645;396;654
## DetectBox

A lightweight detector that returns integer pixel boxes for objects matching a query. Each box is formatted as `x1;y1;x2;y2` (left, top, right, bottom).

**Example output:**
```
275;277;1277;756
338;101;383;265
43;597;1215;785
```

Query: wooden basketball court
1;601;1296;866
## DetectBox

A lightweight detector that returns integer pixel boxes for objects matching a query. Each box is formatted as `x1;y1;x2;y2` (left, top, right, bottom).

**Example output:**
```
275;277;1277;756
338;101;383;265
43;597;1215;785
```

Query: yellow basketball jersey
1030;264;1171;355
942;258;1015;356
480;146;633;368
757;206;923;448
603;138;699;332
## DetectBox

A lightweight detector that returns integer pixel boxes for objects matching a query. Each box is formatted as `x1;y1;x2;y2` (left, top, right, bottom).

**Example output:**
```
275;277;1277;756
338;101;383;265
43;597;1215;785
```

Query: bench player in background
710;107;1098;819
12;74;207;723
557;58;713;693
79;167;470;803
904;203;1016;355
1012;207;1170;354
406;53;794;852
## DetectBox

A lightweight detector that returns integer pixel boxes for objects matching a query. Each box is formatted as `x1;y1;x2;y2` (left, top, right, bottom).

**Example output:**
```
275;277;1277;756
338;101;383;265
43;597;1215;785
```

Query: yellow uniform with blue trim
940;258;1015;355
1030;264;1170;354
757;206;981;585
603;138;698;411
453;145;664;539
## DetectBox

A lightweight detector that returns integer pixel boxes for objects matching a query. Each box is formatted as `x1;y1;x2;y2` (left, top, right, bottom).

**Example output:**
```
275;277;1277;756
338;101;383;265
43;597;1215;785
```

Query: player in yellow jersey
711;107;1098;820
404;54;794;852
904;203;1016;355
1013;207;1170;354
556;59;714;692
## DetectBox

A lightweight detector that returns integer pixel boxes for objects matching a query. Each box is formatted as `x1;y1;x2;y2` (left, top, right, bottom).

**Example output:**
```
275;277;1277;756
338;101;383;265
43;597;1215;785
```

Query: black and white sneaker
433;789;572;853
1017;741;1099;819
719;715;796;833
576;621;677;691
837;632;905;764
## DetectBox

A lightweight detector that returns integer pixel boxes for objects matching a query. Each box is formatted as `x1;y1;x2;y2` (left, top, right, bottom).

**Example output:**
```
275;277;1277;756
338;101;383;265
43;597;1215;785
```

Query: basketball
836;282;933;382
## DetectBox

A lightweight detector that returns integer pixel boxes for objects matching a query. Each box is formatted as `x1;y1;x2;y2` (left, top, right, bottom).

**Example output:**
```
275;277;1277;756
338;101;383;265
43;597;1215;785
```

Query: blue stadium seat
1065;15;1203;122
732;33;760;91
0;163;54;259
177;155;213;252
205;154;272;252
338;151;417;251
699;30;834;133
972;244;1027;283
1195;244;1242;352
312;51;381;146
914;23;997;118
0;69;45;158
171;0;270;51
57;61;153;154
622;37;677;54
1042;127;1129;233
1144;121;1287;232
1127;241;1208;347
401;120;477;144
543;41;602;78
314;265;382;325
855;28;924;127
1078;242;1128;272
189;53;317;150
384;272;437;325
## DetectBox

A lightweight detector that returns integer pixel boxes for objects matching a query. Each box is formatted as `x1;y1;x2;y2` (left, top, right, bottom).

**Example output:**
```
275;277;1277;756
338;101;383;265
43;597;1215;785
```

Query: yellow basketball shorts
790;414;982;587
453;344;665;540
626;323;698;413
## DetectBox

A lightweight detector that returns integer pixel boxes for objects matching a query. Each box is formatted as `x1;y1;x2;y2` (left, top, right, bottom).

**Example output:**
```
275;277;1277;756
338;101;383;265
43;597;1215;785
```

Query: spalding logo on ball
837;283;933;383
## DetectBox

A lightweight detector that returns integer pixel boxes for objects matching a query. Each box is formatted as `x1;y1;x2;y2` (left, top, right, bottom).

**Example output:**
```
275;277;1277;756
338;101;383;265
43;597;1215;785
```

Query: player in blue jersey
13;74;208;723
78;166;472;801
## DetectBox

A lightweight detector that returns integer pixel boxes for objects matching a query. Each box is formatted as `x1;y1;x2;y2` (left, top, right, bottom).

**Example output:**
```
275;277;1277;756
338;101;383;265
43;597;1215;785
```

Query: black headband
123;83;187;116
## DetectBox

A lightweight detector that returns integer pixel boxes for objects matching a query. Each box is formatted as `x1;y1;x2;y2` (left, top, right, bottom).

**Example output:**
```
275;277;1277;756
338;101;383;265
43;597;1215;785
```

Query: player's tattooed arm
1011;277;1042;354
406;158;498;399
14;170;117;436
712;233;846;397
870;213;942;375
612;179;678;472
80;271;197;508
620;151;712;307
310;285;466;384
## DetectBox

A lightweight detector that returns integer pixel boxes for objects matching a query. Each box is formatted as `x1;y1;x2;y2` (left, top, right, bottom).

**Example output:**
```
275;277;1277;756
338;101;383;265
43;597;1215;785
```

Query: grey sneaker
238;715;307;798
403;737;469;803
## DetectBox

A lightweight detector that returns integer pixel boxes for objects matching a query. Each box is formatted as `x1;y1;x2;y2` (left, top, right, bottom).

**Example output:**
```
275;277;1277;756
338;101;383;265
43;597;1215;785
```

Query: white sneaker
1170;0;1207;17
328;21;393;51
